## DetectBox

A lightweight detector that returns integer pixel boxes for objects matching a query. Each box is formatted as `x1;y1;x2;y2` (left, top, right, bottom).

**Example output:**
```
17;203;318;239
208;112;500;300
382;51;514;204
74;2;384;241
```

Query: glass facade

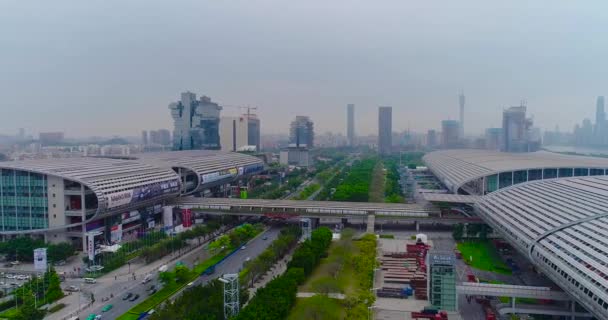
0;169;48;231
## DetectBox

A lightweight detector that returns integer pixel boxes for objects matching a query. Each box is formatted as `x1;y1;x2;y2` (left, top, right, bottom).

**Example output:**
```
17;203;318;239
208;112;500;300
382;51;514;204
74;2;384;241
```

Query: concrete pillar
415;221;420;232
341;218;348;226
571;300;576;320
366;215;375;234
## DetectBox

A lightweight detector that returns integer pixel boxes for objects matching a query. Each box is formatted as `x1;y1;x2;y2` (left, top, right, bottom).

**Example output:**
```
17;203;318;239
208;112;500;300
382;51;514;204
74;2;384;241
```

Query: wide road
89;227;281;320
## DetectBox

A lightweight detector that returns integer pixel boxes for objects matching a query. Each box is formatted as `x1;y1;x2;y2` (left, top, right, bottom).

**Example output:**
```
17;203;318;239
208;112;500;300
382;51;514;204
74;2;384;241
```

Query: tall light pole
219;274;239;319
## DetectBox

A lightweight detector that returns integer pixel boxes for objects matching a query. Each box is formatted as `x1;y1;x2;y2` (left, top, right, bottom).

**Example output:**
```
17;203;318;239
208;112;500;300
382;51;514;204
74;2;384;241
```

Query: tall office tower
484;128;503;150
39;132;64;146
141;130;148;145
441;120;460;149
347;104;355;146
247;115;261;151
427;130;438;147
168;92;222;150
219;115;260;152
289;116;314;148
156;129;171;146
459;93;465;138
502;105;533;152
595;96;606;145
378;106;392;155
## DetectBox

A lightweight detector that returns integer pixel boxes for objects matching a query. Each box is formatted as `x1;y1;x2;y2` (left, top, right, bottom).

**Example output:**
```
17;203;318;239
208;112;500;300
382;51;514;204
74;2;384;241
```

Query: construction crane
223;105;258;119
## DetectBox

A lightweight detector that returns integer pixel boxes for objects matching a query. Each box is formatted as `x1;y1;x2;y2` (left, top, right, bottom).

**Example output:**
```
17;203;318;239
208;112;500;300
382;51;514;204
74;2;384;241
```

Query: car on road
262;236;268;240
129;294;139;302
244;257;251;262
65;285;80;292
86;314;97;320
16;275;28;280
5;274;15;279
241;245;246;250
148;288;157;295
122;293;133;300
101;304;113;312
95;315;102;320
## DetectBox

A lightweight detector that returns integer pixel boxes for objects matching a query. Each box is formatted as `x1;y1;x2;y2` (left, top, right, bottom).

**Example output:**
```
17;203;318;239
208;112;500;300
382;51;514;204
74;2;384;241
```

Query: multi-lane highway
86;227;281;320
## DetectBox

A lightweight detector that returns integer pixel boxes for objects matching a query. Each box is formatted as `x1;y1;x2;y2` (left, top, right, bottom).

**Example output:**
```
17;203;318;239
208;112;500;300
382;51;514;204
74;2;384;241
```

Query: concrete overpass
175;197;439;218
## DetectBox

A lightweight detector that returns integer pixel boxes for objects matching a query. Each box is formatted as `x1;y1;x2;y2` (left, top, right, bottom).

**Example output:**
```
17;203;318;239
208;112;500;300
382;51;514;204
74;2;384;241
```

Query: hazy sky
2;0;608;137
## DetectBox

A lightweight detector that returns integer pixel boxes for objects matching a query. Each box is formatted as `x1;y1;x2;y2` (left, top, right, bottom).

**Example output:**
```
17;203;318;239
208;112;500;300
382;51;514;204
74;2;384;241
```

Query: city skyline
3;1;608;137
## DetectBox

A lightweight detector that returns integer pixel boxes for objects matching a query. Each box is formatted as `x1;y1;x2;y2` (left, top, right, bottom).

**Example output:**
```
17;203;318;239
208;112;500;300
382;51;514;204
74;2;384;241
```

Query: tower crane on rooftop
223;105;258;118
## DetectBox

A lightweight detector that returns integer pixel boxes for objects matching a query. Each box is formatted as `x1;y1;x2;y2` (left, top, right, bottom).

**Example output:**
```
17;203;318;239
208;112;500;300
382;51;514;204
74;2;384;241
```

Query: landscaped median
116;223;264;320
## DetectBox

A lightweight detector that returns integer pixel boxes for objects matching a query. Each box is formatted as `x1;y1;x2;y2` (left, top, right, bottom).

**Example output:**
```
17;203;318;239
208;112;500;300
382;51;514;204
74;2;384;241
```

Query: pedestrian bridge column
366;214;375;234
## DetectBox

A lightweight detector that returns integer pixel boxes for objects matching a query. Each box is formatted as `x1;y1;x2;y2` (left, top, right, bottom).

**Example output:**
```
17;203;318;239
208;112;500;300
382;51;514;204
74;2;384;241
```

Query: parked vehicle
66;285;80;292
84;278;97;284
122;293;133;300
101;304;113;312
129;294;139;302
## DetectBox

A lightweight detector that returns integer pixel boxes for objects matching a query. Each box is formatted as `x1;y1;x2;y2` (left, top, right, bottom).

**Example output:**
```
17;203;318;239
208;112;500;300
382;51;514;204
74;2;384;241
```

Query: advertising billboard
243;163;264;175
106;178;180;209
33;248;47;271
163;206;173;228
200;169;237;185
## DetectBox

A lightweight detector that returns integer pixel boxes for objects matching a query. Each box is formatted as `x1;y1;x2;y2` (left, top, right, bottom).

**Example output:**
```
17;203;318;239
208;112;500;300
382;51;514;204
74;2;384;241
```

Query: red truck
411;309;448;320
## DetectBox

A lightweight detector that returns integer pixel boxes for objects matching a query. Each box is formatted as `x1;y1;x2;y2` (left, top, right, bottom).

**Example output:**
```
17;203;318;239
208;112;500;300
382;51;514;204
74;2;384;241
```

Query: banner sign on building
243;163;264;175
33;248;47;271
106;179;180;209
200;169;237;185
110;224;123;243
163;206;173;229
87;234;95;262
182;209;193;228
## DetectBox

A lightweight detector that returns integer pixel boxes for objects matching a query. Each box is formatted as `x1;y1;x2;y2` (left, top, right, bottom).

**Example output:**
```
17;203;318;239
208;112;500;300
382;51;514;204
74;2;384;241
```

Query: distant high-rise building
39;132;64;146
17;128;25;140
219;115;260;152
484;128;502;150
168;92;222;151
459;92;465;138
378;106;392;155
149;129;171;146
441;120;460;149
247;116;261;151
347;104;355;146
595;96;606;144
289;116;314;148
427;129;438;147
502;105;535;152
141;130;148;145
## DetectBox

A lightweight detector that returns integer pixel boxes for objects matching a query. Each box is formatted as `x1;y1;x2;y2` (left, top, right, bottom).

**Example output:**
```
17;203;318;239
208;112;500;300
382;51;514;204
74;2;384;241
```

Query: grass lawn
299;238;360;295
288;296;344;320
369;162;385;202
457;240;511;275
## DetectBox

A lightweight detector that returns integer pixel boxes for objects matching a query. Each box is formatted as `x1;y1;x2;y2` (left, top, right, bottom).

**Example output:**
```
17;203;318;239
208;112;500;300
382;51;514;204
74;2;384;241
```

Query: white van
84;278;97;284
141;274;153;284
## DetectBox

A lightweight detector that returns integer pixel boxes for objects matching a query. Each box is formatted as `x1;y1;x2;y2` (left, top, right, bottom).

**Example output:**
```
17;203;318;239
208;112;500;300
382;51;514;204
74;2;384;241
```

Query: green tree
159;271;174;286
44;267;63;303
174;266;192;284
15;290;45;320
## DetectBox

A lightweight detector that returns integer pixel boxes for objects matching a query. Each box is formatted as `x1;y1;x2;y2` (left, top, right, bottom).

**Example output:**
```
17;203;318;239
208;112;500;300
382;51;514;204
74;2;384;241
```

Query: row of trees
140;220;226;263
383;159;404;203
241;226;301;287
208;223;264;253
150;225;300;320
8;267;64;320
332;158;377;202
0;238;75;263
236;227;333;320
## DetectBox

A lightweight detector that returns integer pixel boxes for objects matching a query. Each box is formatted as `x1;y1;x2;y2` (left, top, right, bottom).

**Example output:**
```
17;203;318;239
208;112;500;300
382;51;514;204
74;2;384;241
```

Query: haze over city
3;0;608;137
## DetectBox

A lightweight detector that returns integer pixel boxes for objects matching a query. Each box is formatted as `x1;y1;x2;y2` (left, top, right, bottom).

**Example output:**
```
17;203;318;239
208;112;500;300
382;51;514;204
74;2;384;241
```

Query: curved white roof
132;150;263;177
476;176;608;318
0;157;179;211
423;149;608;193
